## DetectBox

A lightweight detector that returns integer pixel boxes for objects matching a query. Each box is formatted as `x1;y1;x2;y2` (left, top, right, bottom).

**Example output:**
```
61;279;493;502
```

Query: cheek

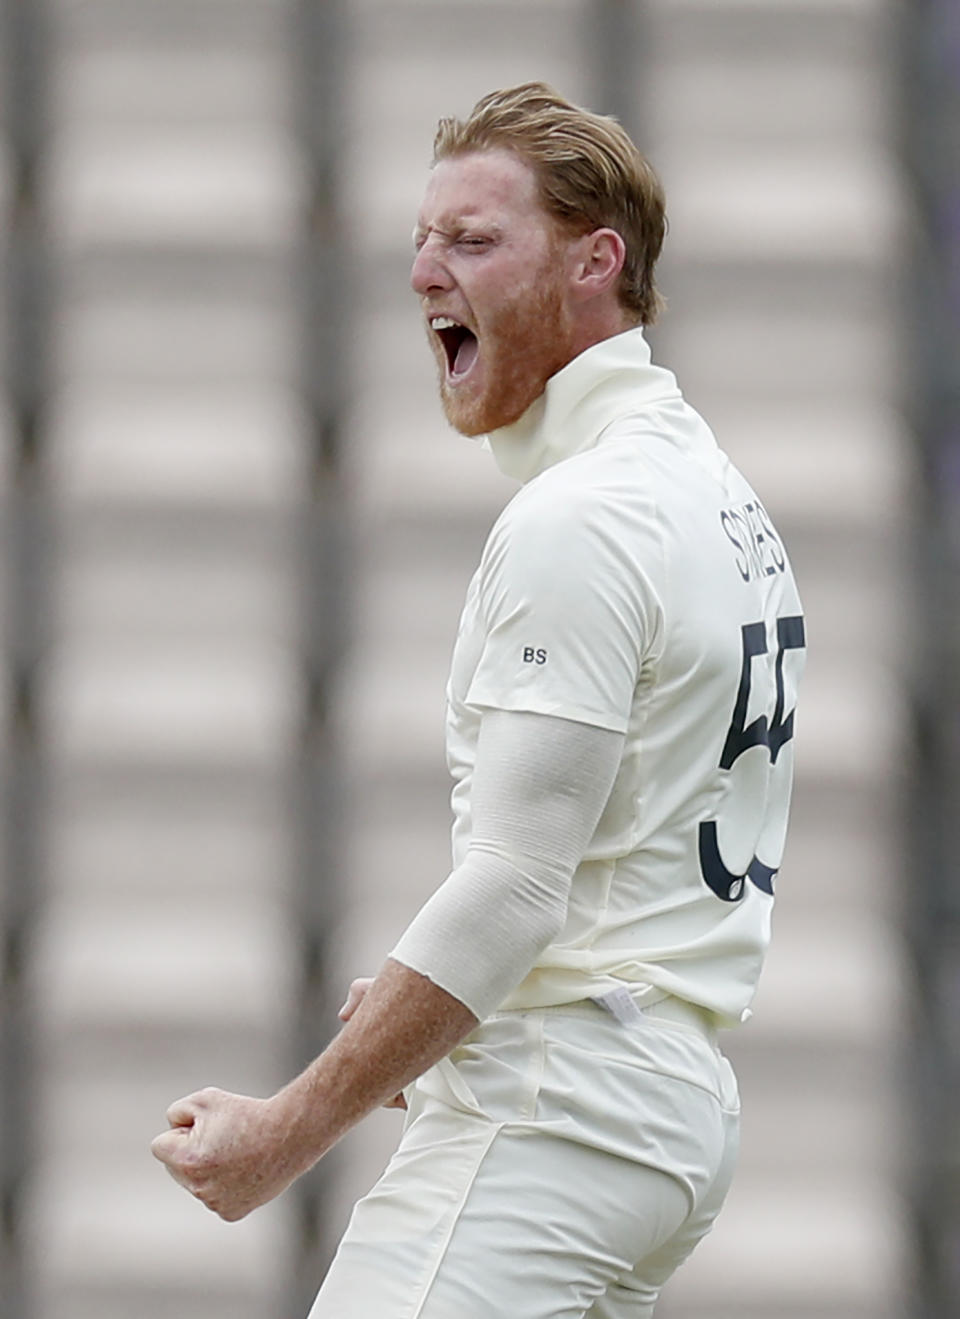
471;252;548;307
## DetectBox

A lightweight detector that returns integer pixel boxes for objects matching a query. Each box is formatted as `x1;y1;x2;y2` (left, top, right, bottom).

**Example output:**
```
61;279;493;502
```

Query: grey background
0;2;915;1317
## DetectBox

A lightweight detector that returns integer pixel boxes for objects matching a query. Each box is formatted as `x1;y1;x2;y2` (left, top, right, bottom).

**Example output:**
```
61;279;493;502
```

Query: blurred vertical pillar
0;1;51;1316
585;0;645;133
901;3;960;1316
289;0;350;1310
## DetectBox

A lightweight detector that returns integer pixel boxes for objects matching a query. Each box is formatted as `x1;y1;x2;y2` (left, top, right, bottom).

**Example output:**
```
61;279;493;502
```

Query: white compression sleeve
390;710;625;1021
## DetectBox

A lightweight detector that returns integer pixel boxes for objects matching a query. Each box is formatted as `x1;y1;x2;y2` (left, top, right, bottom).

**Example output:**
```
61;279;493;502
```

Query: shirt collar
484;326;683;483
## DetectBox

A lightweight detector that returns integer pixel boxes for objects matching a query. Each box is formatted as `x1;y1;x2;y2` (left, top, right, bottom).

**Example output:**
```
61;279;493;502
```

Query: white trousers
309;1000;740;1319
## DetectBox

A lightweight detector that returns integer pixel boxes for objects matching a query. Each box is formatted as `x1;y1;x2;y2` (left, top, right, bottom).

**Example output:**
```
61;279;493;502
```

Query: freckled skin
151;960;477;1221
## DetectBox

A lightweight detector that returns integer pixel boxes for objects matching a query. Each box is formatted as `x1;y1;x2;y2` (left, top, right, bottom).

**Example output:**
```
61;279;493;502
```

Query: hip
408;995;740;1205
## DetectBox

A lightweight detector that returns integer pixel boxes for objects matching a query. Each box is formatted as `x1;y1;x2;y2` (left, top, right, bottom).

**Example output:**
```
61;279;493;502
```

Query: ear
568;228;626;303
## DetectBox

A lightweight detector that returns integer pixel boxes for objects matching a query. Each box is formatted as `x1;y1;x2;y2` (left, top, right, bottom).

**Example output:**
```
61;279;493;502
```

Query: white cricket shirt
446;327;805;1027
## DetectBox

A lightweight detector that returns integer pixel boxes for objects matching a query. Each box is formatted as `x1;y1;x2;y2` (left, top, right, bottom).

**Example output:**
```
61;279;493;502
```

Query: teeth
430;316;460;330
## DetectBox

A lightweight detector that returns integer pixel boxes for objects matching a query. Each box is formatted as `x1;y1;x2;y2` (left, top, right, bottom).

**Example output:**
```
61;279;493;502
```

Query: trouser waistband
640;993;718;1039
499;991;718;1041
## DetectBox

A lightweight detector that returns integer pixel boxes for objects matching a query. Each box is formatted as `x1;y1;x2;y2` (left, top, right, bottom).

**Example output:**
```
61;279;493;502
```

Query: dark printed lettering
699;614;805;901
720;511;751;582
719;501;788;583
756;501;786;572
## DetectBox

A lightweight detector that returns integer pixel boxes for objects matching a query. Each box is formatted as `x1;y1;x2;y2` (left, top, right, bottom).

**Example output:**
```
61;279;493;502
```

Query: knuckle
179;1146;212;1177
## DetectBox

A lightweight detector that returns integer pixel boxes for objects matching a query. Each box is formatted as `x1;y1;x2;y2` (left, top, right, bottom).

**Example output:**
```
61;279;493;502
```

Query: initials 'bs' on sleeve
466;482;664;734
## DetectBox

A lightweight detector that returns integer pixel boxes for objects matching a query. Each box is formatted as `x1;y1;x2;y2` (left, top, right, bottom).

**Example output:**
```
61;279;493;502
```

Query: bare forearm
150;960;477;1221
275;958;478;1167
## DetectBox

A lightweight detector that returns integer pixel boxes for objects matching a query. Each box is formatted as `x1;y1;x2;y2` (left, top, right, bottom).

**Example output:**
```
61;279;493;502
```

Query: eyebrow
413;218;505;245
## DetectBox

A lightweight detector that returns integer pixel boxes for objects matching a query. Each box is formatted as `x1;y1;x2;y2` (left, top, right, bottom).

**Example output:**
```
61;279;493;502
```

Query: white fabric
392;711;624;1022
309;1003;740;1319
446;327;805;1026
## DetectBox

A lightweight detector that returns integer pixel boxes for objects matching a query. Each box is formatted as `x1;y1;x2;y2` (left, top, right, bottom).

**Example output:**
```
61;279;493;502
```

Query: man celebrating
153;83;805;1318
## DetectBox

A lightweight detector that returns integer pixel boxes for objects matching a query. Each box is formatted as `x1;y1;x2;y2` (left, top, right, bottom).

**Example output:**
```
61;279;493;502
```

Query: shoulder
475;458;667;633
481;477;601;588
489;445;662;564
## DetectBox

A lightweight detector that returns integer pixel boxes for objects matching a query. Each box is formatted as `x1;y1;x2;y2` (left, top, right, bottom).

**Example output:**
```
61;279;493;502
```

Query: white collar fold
485;327;682;484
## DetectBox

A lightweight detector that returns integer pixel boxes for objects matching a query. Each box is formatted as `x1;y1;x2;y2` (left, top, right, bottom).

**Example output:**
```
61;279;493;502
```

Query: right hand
338;977;408;1110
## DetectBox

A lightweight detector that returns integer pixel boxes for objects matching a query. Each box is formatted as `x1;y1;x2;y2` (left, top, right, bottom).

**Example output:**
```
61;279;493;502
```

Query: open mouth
430;316;479;381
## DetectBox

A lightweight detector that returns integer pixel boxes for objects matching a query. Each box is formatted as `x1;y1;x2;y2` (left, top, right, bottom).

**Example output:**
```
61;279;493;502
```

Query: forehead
416;149;543;230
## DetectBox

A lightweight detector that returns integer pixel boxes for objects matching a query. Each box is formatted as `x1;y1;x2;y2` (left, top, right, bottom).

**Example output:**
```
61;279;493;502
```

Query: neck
565;308;639;364
485;325;682;484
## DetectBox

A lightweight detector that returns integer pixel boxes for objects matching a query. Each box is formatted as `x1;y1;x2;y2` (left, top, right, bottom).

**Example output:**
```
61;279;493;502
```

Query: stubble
436;262;576;437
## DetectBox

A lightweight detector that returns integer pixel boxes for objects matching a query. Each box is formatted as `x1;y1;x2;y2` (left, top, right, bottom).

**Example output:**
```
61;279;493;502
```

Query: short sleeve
466;483;663;733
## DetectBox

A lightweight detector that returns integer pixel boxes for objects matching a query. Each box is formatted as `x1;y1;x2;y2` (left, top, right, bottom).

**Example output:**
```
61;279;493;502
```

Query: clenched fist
152;963;460;1221
151;1086;308;1222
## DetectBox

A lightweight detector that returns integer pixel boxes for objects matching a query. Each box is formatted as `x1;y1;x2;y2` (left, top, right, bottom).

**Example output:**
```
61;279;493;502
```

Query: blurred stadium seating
0;2;916;1317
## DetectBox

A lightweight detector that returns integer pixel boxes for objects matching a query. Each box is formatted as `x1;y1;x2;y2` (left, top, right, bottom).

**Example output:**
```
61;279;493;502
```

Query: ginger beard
428;250;578;438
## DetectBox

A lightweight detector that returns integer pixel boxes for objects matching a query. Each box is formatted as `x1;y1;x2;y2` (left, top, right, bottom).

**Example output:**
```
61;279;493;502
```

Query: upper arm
466;490;663;733
469;709;625;874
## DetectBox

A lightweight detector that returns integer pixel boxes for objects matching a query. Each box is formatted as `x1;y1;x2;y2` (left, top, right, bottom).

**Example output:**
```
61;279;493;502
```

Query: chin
438;374;487;436
441;393;526;437
440;374;544;437
443;409;487;438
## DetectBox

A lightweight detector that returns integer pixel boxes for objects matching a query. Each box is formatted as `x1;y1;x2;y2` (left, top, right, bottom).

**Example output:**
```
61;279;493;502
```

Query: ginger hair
433;81;667;326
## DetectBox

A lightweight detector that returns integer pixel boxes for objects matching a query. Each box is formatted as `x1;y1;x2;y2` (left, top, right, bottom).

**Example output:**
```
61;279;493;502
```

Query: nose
410;238;452;296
